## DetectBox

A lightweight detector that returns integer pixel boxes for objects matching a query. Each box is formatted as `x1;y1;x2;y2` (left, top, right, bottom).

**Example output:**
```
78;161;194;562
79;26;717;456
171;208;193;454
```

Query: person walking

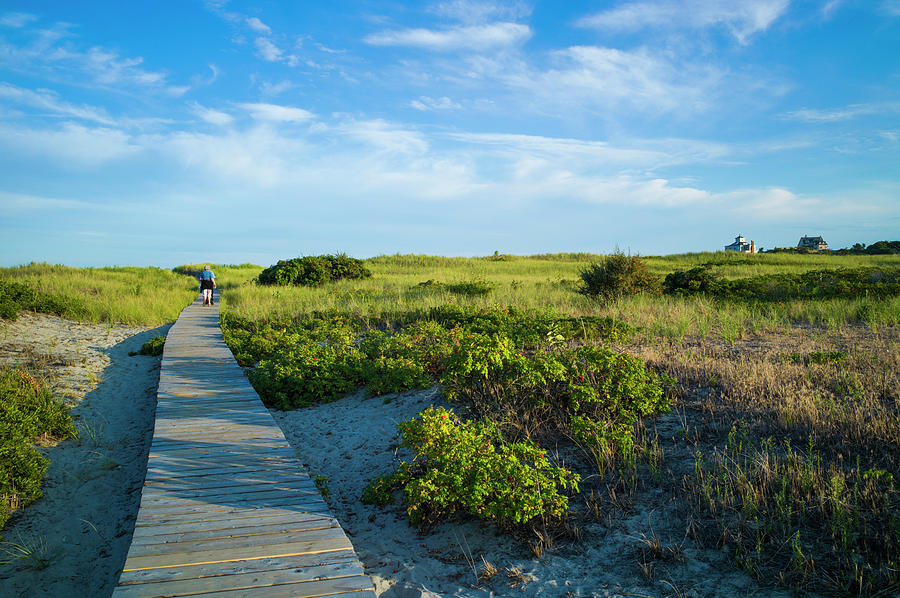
199;265;216;306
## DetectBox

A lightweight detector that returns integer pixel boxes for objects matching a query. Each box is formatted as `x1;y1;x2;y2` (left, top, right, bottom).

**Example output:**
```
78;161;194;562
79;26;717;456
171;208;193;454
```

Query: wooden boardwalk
113;295;375;597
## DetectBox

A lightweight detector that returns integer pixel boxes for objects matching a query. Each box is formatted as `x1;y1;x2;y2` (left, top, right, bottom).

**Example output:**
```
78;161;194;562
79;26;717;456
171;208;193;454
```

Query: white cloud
410;96;462;111
1;121;139;166
246;16;271;33
254;37;283;61
783;102;900;122
0;23;184;94
0;82;116;124
578;0;790;44
190;102;234;126
0;12;37;28
495;45;721;114
238;102;315;122
364;22;532;51
429;0;532;23
884;0;900;16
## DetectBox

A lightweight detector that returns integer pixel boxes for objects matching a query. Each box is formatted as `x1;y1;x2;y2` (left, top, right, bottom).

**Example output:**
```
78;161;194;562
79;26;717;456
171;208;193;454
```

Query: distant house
798;235;829;251
725;235;757;253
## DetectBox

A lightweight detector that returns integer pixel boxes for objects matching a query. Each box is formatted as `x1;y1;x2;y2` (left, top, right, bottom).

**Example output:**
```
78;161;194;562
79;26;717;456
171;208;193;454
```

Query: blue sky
1;1;898;267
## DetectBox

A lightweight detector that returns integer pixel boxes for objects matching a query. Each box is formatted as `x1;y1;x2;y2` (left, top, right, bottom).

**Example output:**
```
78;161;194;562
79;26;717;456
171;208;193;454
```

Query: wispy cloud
429;0;532;23
190;102;234;126
883;0;900;15
364;22;532;52
578;0;790;44
0;12;37;28
1;121;139;166
783;102;900;122
246;16;270;34
238;102;314;122
410;96;461;111
254;37;283;61
0;82;116;124
0;21;186;94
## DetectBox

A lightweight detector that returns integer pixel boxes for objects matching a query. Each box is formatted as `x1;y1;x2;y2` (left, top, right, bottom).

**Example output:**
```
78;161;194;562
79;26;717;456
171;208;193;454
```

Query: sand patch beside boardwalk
0;312;166;598
271;389;789;598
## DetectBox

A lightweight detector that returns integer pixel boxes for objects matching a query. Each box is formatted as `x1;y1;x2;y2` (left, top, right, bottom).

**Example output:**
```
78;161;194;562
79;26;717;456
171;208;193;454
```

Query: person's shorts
200;279;215;290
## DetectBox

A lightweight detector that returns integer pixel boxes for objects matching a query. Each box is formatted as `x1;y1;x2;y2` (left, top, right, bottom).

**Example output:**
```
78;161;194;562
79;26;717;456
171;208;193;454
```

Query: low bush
0;368;76;538
129;335;166;357
362;406;579;529
446;280;494;297
0;280;88;321
578;252;660;303
257;254;371;287
663;266;900;302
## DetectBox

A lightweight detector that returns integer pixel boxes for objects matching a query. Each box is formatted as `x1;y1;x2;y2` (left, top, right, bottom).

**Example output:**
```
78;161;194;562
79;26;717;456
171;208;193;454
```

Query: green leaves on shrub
446;280;494;297
578;252;660;303
257;254;371;287
129;335;166;357
0;280;88;321
663;266;900;302
367;406;579;529
0;368;76;537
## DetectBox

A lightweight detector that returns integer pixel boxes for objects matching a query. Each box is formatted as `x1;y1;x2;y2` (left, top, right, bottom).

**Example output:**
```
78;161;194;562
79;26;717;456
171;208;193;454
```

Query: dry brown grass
619;325;900;595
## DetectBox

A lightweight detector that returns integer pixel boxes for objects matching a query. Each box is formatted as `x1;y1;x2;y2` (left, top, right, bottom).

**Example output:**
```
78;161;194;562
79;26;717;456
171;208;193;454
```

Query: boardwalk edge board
112;297;375;597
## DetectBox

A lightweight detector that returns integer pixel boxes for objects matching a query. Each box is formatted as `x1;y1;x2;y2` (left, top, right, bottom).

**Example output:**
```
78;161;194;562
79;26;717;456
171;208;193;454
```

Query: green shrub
257;254;371;287
446;280;494;297
0;280;88;321
578;252;660;302
130;335;166;357
0;368;76;537
368;406;579;529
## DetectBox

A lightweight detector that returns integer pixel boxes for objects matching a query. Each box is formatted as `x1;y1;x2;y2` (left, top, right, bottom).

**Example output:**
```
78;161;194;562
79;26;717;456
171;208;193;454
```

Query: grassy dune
216;252;900;340
0;263;197;325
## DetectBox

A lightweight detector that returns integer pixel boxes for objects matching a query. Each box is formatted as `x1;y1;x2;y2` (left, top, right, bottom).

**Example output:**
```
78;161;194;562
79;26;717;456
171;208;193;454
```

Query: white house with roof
725;235;757;253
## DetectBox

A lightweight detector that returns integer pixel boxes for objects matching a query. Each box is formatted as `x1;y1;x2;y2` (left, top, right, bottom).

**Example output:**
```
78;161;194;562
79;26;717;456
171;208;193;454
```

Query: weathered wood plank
118;550;359;584
130;513;337;541
121;535;353;571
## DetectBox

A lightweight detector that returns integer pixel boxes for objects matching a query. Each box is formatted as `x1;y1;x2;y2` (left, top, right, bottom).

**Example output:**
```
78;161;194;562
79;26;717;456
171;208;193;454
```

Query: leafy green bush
440;332;671;467
578;252;660;302
446;280;494;297
129;335;166;357
257;254;371;287
662;266;900;302
365;406;579;529
1;368;76;538
0;280;88;321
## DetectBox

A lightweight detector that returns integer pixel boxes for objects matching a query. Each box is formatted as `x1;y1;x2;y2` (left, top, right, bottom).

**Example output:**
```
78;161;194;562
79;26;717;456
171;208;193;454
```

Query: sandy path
0;312;168;598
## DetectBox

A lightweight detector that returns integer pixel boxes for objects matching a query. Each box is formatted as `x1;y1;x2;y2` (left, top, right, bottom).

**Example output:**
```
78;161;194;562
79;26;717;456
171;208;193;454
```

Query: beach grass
0;263;197;325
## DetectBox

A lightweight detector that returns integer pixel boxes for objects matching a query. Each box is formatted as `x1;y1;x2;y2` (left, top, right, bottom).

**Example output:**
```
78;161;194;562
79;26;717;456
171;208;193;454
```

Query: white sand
0;312;167;598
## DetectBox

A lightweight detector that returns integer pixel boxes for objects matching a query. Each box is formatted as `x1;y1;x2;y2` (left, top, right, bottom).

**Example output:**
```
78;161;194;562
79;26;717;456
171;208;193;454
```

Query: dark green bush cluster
663;266;900;301
0;280;87;321
578;252;660;302
129;335;166;357
446;280;494;297
221;307;636;410
257;254;371;287
0;368;76;538
363;406;579;529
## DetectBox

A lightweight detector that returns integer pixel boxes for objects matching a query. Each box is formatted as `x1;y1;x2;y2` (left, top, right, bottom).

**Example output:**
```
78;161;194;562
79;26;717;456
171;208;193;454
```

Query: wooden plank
137;485;321;507
122;535;353;571
118;550;359;584
128;523;343;554
131;513;336;540
133;506;332;528
114;564;366;597
183;578;375;598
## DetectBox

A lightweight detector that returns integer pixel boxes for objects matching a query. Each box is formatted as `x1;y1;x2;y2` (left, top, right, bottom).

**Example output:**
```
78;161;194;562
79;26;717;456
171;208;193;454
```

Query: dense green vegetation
0;368;76;540
0;263;197;325
257;254;371;287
